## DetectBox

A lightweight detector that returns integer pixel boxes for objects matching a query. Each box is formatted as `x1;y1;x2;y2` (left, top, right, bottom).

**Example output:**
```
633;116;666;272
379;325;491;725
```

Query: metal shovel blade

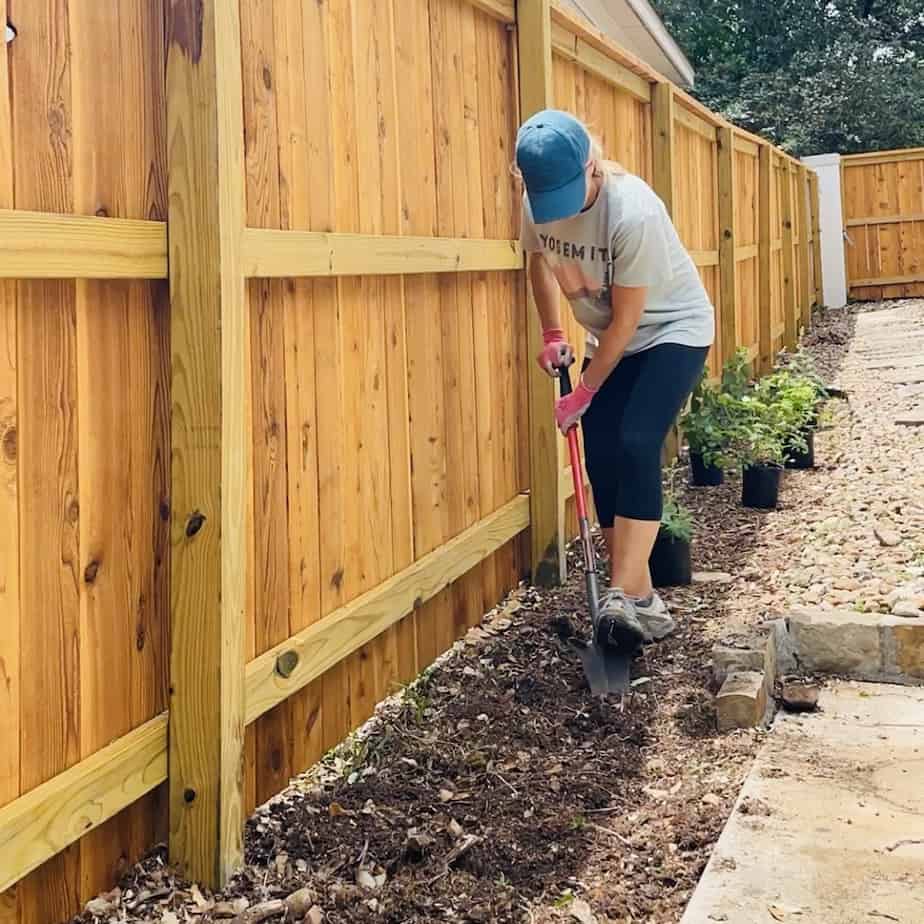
568;637;632;696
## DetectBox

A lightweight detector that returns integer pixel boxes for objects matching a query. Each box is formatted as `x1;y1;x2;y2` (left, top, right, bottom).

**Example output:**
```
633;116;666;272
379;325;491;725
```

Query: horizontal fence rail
0;210;168;278
240;230;523;278
0;716;168;894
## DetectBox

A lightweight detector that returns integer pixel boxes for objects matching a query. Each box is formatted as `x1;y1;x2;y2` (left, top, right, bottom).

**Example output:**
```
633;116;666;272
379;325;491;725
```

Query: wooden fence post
757;143;773;373
651;81;681;461
781;160;798;351
651;83;675;217
810;172;823;306
166;0;248;887
516;0;563;586
717;125;737;367
797;164;812;331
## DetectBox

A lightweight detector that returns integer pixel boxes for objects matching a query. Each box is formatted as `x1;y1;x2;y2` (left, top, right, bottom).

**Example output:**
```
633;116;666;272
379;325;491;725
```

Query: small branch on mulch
231;887;319;924
426;834;482;885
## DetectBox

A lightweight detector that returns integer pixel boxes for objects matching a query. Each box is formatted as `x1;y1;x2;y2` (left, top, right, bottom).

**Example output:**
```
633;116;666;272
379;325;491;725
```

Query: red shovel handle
557;363;589;522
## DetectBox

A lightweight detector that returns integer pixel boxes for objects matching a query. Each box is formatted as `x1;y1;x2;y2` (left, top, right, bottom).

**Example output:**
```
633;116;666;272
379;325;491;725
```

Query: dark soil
71;306;858;924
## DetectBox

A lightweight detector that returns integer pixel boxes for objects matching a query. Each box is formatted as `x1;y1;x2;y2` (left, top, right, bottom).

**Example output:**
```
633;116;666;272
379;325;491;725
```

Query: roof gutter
622;0;696;87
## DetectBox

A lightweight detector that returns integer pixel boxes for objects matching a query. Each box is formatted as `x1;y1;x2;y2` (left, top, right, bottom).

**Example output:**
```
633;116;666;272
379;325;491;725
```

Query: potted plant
758;371;817;469
720;346;753;399
681;371;737;486
649;489;693;586
778;380;817;469
784;351;830;425
729;395;787;509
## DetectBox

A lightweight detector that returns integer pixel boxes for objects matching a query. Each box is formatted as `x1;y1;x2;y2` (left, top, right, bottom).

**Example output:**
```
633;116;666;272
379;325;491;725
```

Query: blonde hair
588;133;627;177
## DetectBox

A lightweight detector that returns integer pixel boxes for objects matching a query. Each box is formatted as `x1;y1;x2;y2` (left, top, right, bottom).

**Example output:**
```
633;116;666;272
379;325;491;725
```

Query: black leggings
581;344;708;526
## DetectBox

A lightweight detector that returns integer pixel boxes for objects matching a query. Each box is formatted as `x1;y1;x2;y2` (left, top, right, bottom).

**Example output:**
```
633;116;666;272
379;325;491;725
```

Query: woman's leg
602;526;615;574
609;344;708;594
580;355;637;561
610;518;659;597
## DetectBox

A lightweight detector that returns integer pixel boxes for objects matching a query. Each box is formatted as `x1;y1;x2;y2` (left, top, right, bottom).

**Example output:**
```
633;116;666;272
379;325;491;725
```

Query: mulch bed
73;306;859;924
83;575;751;924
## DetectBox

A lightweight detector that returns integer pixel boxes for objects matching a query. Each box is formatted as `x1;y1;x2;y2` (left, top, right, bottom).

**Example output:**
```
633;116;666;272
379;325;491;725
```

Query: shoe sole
596;614;646;650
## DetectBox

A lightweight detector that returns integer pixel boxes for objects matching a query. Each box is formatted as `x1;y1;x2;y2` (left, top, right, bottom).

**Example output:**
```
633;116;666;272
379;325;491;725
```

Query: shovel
557;362;634;696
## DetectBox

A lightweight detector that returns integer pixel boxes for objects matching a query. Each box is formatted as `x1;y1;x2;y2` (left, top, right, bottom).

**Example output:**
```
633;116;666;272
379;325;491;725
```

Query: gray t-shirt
520;172;715;357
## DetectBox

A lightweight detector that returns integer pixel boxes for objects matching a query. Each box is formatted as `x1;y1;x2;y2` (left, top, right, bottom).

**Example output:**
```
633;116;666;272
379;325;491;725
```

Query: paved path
681;681;924;924
685;301;924;923
852;302;924;424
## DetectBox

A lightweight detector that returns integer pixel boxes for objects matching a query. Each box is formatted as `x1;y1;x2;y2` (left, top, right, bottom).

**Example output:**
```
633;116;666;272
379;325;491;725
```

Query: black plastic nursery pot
785;429;815;470
649;531;692;587
690;451;724;487
742;464;782;509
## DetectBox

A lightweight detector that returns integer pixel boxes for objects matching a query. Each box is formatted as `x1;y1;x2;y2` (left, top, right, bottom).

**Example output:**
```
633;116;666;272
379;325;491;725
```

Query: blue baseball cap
515;109;591;223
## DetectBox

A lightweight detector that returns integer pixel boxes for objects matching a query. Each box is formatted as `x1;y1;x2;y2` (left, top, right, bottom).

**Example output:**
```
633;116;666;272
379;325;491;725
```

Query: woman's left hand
555;377;597;434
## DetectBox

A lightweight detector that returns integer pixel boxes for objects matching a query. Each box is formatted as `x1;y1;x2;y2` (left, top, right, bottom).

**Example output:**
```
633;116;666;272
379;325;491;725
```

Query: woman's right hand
537;327;575;377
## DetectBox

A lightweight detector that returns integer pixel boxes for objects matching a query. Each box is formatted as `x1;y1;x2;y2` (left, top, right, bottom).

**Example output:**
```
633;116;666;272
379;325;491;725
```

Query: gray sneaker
635;592;676;641
596;587;647;649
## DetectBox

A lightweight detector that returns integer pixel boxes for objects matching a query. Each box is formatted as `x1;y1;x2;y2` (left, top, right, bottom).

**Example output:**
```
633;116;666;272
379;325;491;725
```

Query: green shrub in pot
681;359;747;485
757;371;817;468
727;394;787;509
650;493;694;586
776;350;830;426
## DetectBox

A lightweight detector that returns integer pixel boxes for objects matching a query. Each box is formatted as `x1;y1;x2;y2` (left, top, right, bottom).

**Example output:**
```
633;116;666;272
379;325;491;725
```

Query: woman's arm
528;253;564;331
581;285;647;391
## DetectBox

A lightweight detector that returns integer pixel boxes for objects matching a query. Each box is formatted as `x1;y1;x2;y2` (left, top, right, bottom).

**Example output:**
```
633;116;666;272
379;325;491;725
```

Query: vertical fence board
126;0;171;863
780;160;797;350
797;165;811;330
717;127;736;365
732;144;759;365
271;0;325;776
758;144;773;372
810;173;822;306
17;281;82;924
0;13;19;924
11;0;82;917
71;0;159;890
672;110;720;376
241;0;292;800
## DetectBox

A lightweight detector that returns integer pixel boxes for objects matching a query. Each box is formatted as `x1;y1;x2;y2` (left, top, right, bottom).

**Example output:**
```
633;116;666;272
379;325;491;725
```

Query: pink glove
555;376;598;434
536;327;575;377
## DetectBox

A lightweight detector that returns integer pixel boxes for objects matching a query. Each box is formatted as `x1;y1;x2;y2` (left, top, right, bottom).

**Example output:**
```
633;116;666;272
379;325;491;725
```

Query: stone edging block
780;608;924;683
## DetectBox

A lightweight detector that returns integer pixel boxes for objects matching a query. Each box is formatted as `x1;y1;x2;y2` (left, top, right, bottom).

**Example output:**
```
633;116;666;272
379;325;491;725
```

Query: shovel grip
557;360;574;397
557;360;591;525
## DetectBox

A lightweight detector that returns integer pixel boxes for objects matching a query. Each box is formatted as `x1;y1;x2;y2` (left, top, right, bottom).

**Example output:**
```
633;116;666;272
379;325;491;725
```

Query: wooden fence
841;147;924;301
0;0;820;918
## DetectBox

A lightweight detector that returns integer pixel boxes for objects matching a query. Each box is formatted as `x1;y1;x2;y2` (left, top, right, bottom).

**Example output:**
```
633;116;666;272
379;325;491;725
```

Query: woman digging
515;109;715;648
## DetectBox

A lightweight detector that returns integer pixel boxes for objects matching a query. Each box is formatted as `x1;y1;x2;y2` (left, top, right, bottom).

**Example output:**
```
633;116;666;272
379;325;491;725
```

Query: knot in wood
185;510;206;537
1;423;15;462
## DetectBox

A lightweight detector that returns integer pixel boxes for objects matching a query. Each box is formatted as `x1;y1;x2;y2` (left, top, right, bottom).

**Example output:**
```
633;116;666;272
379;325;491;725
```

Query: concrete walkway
681;681;924;924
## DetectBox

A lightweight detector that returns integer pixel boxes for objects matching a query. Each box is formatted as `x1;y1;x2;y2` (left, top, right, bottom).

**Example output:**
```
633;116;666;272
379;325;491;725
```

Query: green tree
651;0;924;156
